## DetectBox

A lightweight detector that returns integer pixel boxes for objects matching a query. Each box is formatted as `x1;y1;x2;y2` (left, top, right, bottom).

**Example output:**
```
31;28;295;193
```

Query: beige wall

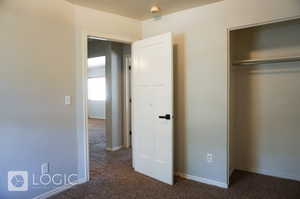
74;5;142;42
142;0;300;184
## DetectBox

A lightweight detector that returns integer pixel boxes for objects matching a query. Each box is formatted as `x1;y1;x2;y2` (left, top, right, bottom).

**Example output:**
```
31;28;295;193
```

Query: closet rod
233;56;300;66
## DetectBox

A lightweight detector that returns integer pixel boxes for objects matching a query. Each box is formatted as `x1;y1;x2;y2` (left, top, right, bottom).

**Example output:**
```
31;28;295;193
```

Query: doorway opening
86;36;132;178
82;32;174;185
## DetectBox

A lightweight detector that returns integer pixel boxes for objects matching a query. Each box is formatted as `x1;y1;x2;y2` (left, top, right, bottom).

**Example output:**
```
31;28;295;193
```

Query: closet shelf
233;56;300;66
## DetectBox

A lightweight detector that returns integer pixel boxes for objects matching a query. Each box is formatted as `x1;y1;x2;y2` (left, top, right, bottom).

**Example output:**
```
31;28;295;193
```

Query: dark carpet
51;119;300;199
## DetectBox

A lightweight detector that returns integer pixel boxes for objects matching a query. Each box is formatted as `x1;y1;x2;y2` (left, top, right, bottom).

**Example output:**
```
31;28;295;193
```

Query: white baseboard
33;178;87;199
88;116;105;120
106;145;122;151
238;167;300;182
176;172;228;189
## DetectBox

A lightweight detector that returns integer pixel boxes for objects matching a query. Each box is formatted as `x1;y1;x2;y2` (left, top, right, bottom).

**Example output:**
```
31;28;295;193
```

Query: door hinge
129;98;132;103
129;131;132;135
129;65;132;70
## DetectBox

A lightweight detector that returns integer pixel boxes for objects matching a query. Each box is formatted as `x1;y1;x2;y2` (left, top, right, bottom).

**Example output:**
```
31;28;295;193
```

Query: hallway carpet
51;119;300;199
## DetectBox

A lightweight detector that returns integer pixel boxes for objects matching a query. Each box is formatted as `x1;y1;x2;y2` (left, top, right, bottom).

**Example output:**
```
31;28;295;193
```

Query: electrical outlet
41;163;49;174
207;153;213;163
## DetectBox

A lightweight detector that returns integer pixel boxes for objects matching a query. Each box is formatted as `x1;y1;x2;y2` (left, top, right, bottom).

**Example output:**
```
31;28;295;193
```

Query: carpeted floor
51;119;300;199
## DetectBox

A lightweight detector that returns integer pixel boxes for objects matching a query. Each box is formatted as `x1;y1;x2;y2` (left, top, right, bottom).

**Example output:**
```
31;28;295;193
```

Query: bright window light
88;56;106;68
88;77;106;101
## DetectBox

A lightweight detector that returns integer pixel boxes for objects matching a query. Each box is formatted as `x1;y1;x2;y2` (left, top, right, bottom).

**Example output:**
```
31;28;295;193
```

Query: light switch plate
207;153;213;163
65;96;71;105
41;163;49;174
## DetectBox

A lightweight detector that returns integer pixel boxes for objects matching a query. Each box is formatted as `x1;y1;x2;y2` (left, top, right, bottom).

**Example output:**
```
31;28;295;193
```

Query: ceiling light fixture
150;5;161;14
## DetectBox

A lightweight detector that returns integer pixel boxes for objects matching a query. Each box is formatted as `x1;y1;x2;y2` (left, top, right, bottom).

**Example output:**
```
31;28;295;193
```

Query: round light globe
150;6;160;13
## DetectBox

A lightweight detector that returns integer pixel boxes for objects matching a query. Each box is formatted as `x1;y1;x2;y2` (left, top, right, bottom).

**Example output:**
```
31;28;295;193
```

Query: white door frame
123;55;132;148
80;31;135;181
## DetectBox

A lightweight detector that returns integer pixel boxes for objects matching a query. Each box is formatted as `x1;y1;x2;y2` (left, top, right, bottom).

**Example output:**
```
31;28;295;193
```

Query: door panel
132;33;173;185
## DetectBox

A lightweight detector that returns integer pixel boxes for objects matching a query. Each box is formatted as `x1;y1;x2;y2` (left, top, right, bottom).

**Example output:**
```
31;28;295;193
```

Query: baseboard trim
106;145;122;151
176;172;228;189
33;178;87;199
238;167;300;182
88;116;105;120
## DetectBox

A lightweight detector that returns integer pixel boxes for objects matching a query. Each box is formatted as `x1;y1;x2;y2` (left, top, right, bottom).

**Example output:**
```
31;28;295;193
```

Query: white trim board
88;116;106;120
229;15;300;31
176;173;228;189
106;145;123;151
123;54;131;148
33;178;87;199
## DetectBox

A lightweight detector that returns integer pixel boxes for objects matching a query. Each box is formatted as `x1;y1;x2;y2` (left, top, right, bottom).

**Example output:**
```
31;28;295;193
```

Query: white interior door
132;32;173;185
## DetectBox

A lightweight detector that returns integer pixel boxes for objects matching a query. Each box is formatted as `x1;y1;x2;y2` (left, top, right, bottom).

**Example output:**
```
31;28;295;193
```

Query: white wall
106;42;124;149
142;0;300;185
74;5;142;42
88;100;106;119
0;1;141;198
0;0;77;198
88;101;106;119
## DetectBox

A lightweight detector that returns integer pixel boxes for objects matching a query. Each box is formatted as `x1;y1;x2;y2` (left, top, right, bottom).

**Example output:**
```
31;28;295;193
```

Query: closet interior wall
229;18;300;182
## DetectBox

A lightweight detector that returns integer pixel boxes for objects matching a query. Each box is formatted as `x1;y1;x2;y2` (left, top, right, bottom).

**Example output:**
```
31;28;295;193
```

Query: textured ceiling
67;0;221;20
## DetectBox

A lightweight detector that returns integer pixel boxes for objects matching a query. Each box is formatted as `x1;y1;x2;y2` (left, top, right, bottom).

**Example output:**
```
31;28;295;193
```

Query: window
88;56;106;68
88;77;106;101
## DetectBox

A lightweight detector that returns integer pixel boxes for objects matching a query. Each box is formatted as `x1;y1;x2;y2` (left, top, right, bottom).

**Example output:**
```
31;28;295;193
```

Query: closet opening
229;17;300;185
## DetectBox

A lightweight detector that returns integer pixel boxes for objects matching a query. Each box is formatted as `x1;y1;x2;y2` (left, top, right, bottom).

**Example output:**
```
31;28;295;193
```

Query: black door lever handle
158;114;171;120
